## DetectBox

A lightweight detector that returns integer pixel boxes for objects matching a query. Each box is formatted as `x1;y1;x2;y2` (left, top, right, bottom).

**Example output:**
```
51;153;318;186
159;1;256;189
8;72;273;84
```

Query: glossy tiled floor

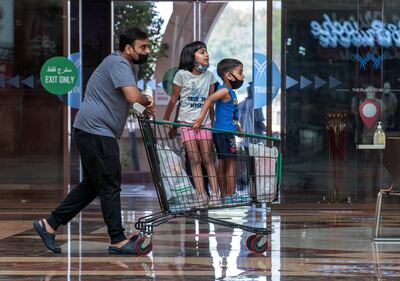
0;185;400;280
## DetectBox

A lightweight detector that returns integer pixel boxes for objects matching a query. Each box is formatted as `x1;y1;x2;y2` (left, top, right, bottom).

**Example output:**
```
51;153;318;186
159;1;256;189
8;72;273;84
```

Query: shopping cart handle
132;103;146;115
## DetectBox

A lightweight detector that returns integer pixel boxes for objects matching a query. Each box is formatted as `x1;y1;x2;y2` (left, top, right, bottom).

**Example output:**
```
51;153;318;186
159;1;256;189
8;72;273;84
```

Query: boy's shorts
212;133;237;159
180;123;212;143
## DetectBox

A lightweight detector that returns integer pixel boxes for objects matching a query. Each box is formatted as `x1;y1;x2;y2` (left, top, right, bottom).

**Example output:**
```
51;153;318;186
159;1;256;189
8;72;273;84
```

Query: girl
163;41;220;208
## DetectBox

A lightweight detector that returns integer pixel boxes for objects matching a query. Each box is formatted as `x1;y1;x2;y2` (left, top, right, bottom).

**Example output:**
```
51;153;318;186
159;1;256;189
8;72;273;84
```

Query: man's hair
178;41;207;71
119;28;148;52
217;58;243;79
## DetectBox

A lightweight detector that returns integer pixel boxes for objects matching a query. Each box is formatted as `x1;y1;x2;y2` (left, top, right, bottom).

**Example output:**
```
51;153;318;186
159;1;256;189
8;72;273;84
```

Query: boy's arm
193;88;229;128
237;123;243;133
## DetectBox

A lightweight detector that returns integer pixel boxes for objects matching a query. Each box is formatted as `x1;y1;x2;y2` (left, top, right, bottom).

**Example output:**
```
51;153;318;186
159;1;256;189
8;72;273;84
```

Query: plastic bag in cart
248;142;278;202
156;144;197;202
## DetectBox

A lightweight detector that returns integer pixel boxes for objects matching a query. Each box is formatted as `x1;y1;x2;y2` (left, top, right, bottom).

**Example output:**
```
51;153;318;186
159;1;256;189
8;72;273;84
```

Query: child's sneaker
232;193;251;204
222;196;233;205
208;193;221;207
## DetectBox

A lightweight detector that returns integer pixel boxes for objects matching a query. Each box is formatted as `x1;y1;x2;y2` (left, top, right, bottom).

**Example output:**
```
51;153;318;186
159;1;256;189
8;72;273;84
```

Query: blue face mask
194;61;208;73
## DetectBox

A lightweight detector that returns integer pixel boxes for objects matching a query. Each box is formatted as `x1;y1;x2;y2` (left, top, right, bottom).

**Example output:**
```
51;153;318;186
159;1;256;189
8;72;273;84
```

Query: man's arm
121;86;153;111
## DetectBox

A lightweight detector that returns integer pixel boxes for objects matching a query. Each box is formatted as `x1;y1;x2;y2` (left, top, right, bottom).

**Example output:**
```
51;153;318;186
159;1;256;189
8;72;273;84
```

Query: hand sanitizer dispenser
373;122;386;146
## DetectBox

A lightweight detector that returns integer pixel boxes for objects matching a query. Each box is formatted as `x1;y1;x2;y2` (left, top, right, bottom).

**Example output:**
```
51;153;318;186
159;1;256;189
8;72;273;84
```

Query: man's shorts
212;133;237;159
180;123;212;143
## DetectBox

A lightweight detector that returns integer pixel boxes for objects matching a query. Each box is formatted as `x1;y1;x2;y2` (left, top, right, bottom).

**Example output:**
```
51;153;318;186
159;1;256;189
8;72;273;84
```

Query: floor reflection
1;187;400;280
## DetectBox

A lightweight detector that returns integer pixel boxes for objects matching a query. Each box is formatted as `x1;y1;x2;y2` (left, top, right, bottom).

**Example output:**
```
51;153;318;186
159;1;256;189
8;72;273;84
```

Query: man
238;82;266;135
33;28;154;255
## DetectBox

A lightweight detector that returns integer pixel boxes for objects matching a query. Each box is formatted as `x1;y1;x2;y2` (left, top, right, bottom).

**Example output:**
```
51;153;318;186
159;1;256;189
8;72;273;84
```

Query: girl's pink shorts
180;123;212;143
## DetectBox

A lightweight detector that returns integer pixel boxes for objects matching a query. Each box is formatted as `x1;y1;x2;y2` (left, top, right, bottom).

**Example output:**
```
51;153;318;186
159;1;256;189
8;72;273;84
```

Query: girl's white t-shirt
173;69;216;124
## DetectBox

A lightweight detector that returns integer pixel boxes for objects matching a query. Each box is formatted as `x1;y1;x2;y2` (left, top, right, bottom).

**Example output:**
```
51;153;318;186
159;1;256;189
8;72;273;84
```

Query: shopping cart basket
130;104;282;255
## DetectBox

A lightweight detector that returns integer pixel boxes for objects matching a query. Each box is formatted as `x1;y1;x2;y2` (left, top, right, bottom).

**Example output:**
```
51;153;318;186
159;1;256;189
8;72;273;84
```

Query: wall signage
310;14;400;48
40;56;78;95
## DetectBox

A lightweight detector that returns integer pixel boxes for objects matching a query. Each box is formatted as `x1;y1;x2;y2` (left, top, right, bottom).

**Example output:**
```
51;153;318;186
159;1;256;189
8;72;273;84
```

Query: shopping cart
130;104;282;255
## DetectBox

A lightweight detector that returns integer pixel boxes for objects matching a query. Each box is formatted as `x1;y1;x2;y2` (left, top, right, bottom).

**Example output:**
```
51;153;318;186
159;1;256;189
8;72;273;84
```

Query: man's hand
193;116;204;129
145;95;155;113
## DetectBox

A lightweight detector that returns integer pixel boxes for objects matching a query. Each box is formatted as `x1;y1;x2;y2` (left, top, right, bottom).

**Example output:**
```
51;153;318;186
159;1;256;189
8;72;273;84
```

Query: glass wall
114;0;399;205
4;0;399;208
281;0;399;203
112;1;277;188
0;0;65;208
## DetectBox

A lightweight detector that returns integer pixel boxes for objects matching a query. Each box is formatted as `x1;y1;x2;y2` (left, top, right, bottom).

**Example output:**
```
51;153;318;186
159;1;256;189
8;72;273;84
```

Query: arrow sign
22;75;34;88
0;75;4;88
286;75;298;89
329;76;341;89
8;75;20;88
314;75;327;89
300;76;312;89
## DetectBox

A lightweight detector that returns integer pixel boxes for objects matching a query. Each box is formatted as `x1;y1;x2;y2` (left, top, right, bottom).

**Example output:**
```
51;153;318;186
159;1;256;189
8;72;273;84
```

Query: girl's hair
216;58;243;79
178;41;207;71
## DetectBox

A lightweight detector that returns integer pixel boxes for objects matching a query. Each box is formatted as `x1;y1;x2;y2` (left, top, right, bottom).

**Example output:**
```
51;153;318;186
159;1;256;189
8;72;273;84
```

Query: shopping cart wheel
249;235;269;253
134;236;153;256
246;234;257;251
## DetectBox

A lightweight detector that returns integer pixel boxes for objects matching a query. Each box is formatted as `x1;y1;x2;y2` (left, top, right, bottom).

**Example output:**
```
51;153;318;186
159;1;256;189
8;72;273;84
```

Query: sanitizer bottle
373;122;386;146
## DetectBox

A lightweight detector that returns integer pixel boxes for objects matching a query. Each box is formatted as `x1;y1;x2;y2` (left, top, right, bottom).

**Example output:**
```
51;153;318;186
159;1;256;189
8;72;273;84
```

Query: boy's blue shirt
213;84;239;131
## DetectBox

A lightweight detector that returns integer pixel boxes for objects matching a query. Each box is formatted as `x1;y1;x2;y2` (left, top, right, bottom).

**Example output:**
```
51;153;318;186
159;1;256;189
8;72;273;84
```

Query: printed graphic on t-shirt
187;82;207;109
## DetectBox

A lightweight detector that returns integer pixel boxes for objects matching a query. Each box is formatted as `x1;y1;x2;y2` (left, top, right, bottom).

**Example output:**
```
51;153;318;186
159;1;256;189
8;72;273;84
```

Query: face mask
131;46;149;65
230;73;244;89
194;61;208;73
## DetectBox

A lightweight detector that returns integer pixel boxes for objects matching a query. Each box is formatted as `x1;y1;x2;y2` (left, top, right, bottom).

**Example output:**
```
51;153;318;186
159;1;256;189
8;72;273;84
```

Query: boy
193;58;244;204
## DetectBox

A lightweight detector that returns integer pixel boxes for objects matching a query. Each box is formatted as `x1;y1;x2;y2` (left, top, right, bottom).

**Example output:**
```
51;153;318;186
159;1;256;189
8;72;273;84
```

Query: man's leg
94;135;127;245
34;129;99;252
47;129;108;230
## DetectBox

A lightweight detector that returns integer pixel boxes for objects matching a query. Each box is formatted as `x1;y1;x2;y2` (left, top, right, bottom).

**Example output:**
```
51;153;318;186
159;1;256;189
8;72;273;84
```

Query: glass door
281;0;400;204
112;1;279;192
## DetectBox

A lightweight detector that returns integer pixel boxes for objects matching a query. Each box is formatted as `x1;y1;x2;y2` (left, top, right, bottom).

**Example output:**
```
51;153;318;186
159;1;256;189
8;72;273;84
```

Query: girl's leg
184;140;207;198
225;159;236;196
198;139;219;196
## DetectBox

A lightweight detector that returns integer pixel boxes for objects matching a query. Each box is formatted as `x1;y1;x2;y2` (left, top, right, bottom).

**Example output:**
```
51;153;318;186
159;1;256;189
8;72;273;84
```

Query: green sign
40;56;78;95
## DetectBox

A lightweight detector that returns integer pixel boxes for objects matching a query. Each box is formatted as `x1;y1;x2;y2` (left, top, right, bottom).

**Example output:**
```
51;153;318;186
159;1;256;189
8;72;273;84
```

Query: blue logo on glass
353;52;390;70
253;52;281;109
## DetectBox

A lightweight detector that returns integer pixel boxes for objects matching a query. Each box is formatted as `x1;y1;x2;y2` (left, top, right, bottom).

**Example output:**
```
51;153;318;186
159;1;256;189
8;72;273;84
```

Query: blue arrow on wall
286;75;298;89
8;75;20;88
300;76;312;89
314;75;327;89
22;76;35;88
329;76;341;89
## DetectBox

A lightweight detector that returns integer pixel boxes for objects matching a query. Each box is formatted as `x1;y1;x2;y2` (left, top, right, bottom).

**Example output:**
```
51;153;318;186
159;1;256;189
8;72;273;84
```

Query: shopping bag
248;142;278;202
156;144;196;202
